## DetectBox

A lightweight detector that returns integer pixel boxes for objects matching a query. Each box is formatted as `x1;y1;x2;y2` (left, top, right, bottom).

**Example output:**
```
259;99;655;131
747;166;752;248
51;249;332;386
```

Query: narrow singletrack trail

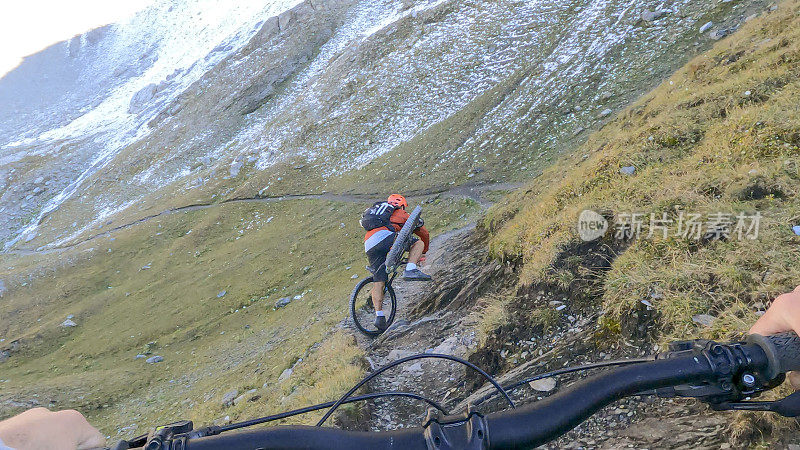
341;222;485;431
339;219;737;449
6;182;523;256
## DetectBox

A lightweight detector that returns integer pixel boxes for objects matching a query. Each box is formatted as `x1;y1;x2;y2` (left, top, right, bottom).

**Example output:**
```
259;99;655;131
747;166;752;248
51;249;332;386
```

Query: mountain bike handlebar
115;333;800;450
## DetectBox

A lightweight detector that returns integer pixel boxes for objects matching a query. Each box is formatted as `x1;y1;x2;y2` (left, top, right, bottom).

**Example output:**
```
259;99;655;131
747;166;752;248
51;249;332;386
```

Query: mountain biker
362;194;431;332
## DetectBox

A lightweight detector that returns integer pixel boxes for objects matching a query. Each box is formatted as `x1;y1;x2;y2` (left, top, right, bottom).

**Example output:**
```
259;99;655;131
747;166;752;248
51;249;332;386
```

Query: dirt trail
7;182;523;256
344;223;490;431
340;222;746;448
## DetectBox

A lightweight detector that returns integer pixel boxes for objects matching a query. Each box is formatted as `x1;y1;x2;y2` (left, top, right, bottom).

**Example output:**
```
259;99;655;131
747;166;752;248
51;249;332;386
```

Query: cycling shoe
374;315;388;332
403;268;432;281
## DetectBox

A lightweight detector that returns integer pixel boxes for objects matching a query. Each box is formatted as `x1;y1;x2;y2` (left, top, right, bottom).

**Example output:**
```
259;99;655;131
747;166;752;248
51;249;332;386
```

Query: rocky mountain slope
0;0;792;446
342;2;800;447
1;0;769;252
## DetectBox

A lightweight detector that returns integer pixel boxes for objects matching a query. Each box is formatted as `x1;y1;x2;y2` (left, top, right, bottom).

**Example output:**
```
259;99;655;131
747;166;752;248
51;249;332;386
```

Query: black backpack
360;201;396;231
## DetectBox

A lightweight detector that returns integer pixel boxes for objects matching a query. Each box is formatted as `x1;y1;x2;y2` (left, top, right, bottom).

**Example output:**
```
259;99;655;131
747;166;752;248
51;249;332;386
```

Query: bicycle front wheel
350;277;397;337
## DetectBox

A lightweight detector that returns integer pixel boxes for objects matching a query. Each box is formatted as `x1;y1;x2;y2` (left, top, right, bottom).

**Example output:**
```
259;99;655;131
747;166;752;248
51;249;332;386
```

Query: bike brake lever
712;391;800;417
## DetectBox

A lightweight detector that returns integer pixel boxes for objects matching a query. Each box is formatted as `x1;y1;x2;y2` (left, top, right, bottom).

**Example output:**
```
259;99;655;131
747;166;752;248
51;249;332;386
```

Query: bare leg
371;281;385;312
408;240;424;265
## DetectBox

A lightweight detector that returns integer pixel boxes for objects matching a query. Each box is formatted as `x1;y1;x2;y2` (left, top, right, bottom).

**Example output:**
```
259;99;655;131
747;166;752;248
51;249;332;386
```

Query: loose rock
405;362;423;374
275;297;292;308
146;355;164;364
386;319;410;333
233;389;258;406
692;314;716;327
221;390;238;407
129;83;158;114
641;10;666;22
529;377;557;392
229;161;244;178
709;29;730;40
387;349;416;360
278;368;293;382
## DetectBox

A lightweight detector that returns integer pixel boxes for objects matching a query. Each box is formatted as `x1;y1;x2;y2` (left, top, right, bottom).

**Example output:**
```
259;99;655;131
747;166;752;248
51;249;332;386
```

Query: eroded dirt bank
345;223;799;448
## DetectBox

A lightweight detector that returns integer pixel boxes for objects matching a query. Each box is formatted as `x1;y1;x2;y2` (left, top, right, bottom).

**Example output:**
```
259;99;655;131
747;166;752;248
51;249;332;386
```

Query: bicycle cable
124;355;654;444
316;353;515;426
215;391;449;434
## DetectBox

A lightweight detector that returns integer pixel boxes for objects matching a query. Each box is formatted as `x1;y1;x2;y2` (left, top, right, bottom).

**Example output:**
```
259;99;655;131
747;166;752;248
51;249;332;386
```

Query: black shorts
366;232;395;282
365;233;419;283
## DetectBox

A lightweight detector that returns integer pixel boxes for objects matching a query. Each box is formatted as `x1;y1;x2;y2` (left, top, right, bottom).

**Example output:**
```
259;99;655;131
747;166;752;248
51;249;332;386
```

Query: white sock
406;262;417;271
376;311;385;317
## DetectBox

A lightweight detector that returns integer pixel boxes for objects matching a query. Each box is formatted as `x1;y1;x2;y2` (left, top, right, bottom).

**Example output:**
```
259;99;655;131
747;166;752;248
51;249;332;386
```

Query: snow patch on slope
4;0;303;250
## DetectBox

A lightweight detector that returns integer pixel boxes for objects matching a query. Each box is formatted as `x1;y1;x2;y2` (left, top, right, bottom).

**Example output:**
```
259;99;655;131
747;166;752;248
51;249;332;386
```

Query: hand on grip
748;332;800;383
749;286;800;387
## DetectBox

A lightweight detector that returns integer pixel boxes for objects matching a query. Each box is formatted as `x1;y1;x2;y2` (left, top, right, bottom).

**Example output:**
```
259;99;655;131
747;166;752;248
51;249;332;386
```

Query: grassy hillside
0;195;480;437
471;2;800;443
484;0;800;364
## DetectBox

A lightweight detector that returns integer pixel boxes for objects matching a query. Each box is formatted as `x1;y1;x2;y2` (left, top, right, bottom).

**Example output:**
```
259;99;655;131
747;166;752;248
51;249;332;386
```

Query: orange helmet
387;194;408;209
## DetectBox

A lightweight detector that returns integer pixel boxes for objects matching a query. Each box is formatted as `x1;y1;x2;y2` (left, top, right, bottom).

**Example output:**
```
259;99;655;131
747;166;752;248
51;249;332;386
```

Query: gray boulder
221;389;238;407
146;355;164;364
431;336;462;356
699;21;713;33
129;83;158;114
229;161;244;178
620;166;636;175
275;297;292;308
709;29;731;40
234;389;258;405
386;319;410;333
61;319;77;327
529;377;557;392
387;349;416;360
692;314;716;327
641;10;666;22
278;9;293;30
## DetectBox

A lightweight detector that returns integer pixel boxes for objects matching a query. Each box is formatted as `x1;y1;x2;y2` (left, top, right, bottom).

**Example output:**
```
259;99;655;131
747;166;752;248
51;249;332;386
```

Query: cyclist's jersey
364;208;430;253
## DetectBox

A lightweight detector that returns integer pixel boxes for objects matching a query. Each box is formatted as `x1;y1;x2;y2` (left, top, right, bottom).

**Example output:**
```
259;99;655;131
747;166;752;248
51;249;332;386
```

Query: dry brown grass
485;0;800;342
480;5;800;442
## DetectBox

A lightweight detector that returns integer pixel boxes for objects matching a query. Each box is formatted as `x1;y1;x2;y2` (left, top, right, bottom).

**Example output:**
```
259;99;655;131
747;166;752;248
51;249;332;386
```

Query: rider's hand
750;285;800;388
0;407;105;450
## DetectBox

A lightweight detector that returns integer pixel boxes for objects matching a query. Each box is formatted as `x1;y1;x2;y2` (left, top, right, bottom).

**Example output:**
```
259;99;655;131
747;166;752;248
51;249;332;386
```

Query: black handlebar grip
747;333;800;380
